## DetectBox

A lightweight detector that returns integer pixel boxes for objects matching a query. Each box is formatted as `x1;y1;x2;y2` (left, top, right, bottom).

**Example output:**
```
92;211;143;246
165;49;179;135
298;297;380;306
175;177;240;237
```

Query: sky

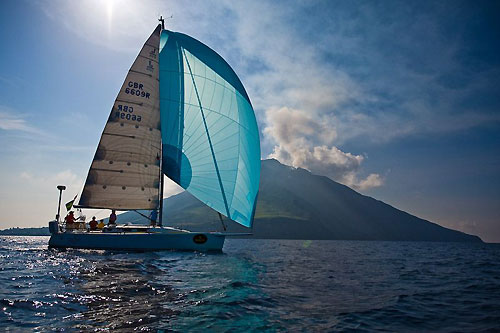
0;0;499;241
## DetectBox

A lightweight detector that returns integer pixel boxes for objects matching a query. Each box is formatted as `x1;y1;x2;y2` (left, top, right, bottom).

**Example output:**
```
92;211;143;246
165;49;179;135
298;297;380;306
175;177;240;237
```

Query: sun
105;0;115;35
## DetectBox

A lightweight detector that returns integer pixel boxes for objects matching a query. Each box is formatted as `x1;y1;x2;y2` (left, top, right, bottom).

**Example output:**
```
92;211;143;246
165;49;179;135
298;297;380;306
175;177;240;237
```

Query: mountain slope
119;159;481;242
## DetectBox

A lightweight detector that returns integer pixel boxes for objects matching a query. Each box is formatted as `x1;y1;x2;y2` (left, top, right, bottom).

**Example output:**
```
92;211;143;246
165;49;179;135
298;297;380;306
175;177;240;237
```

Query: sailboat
48;18;260;252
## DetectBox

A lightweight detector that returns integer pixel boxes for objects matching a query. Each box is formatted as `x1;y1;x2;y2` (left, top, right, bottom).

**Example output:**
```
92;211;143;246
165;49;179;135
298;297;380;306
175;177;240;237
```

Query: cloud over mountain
264;107;382;189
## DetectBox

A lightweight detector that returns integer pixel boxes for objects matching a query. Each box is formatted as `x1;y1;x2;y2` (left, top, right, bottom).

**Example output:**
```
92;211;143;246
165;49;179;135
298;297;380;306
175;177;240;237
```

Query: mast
158;15;165;228
159;142;164;227
159;16;165;30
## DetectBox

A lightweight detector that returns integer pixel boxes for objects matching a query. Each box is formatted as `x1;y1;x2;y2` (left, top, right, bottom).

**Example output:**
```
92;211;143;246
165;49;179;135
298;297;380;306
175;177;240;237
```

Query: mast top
159;16;165;30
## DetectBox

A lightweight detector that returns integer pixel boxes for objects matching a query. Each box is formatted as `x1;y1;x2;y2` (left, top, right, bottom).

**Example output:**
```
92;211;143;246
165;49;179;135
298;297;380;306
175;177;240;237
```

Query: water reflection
5;237;498;331
67;252;179;331
66;249;274;331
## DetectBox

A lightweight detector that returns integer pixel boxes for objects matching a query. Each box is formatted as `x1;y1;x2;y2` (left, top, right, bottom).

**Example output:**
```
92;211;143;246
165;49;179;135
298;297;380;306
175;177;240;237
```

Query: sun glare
106;0;114;36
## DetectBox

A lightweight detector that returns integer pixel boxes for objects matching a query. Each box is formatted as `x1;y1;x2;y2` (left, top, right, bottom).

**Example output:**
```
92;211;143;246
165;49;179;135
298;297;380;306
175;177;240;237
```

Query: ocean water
1;237;499;332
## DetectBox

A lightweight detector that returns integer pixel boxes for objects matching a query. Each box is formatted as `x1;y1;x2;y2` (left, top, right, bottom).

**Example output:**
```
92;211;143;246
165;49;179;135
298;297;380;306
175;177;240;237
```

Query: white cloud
0;109;42;135
214;3;383;189
355;173;384;191
38;1;500;145
265;107;383;190
38;0;384;190
19;169;82;192
0;106;94;155
48;0;500;191
19;172;33;180
228;1;500;146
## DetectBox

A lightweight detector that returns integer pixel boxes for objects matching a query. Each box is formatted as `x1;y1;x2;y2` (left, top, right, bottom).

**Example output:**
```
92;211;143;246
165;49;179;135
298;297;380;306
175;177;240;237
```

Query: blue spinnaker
159;30;260;228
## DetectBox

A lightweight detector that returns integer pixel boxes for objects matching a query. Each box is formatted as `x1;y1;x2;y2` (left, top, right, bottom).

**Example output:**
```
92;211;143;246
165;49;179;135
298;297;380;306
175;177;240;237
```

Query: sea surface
1;237;499;332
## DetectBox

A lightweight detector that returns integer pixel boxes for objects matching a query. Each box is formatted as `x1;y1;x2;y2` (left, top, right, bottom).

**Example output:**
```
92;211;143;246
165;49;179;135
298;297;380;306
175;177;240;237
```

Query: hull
48;230;225;252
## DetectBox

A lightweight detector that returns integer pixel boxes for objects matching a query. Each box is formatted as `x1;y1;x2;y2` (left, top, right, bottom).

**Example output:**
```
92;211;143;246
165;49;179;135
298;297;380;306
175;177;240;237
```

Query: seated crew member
97;219;105;230
89;216;98;231
64;211;75;228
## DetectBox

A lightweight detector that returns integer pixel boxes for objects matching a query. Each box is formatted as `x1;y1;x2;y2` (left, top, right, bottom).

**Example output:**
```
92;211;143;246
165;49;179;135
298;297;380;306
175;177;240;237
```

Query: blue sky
0;0;499;241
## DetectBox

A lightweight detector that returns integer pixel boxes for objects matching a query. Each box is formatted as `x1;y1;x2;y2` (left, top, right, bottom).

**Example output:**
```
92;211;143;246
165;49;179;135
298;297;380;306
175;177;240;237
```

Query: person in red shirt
65;211;75;224
89;216;98;231
64;211;75;230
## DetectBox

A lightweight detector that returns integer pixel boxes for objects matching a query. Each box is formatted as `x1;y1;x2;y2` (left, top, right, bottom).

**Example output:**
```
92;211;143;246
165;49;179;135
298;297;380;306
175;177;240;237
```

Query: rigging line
218;212;227;232
175;40;184;181
182;48;231;218
132;210;155;223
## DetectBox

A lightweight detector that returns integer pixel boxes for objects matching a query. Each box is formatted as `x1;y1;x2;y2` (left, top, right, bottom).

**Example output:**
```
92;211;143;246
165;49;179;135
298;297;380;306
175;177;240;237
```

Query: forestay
77;25;162;210
159;30;261;228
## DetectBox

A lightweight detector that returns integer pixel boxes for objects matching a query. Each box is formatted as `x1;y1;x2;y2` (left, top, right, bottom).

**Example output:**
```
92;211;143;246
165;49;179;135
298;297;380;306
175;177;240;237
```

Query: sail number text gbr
125;81;151;99
115;81;150;122
114;104;141;122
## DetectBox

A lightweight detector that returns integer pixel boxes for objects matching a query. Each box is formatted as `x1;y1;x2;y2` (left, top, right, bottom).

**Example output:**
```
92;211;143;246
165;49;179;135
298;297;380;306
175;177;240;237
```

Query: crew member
149;209;158;227
65;211;75;224
89;216;98;231
97;219;105;230
109;209;117;225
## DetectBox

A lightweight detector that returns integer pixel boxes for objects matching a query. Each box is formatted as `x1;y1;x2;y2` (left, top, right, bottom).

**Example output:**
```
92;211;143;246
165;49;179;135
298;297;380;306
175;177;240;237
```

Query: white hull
48;226;225;252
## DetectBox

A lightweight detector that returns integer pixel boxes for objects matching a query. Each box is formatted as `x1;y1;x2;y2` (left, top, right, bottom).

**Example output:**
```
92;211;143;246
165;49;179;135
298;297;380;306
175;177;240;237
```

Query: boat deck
48;224;226;251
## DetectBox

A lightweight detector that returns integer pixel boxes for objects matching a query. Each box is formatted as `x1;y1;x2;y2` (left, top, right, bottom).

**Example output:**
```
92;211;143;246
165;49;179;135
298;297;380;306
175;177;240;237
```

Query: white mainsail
76;25;162;210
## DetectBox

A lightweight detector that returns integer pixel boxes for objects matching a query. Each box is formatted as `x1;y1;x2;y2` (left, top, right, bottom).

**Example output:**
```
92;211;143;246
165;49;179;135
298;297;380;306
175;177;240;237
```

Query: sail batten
77;25;162;210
